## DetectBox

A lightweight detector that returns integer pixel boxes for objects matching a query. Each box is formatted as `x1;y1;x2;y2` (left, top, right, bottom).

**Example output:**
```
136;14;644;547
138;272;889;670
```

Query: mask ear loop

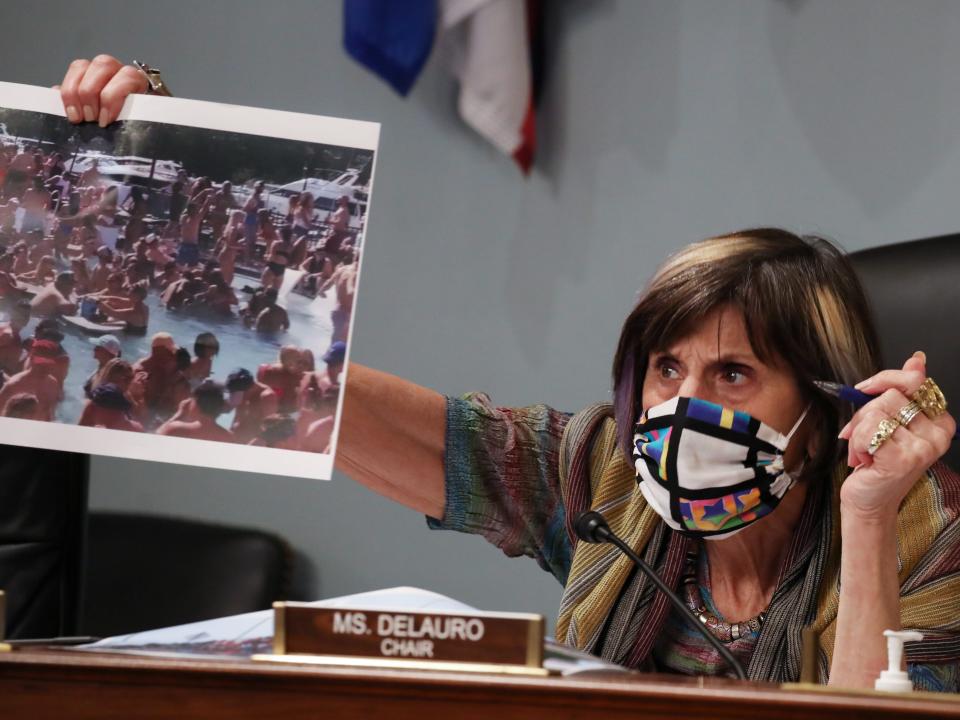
784;403;812;442
769;404;813;474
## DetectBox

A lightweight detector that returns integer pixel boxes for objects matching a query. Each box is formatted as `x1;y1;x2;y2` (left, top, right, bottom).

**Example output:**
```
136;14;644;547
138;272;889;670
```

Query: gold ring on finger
911;377;947;419
895;400;924;428
867;417;901;456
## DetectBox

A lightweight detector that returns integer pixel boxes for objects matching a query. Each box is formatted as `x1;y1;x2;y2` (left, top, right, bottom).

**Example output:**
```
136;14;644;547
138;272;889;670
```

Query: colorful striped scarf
555;403;960;682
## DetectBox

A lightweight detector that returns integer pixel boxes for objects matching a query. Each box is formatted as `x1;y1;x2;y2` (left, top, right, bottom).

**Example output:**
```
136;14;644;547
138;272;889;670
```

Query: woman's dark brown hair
612;228;882;482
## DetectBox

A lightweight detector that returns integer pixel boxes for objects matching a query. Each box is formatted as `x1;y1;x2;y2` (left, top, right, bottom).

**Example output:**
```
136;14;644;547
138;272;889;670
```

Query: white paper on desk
77;585;623;675
81;586;473;651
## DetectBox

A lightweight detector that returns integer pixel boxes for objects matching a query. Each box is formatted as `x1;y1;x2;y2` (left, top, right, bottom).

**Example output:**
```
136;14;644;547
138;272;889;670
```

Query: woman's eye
657;362;680;380
721;366;750;385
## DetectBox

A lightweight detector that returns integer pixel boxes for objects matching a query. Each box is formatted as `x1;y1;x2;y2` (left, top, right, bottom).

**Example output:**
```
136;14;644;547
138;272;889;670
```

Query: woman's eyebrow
711;353;757;366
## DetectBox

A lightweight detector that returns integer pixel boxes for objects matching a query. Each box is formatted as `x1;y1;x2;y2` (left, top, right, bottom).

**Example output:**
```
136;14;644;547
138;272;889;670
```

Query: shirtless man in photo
257;345;303;414
31;271;78;318
161;269;205;309
134;332;186;425
242;181;265;263
0;252;25;304
198;270;238;316
0;300;30;375
177;188;215;267
297;384;338;453
1;392;45;421
319;248;356;343
0;340;63;421
216;211;245;285
297;340;343;418
225;367;278;444
253;287;290;333
19;255;57;287
70;215;101;259
208;181;236;242
156;261;180;292
250;413;299;450
157;379;234;442
99;283;149;333
88;270;125;300
88;246;114;292
144;233;175;269
324;195;351;255
25;320;70;389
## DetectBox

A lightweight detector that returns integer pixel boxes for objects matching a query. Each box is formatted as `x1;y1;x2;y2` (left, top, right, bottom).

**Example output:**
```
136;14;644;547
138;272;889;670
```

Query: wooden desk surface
1;647;957;720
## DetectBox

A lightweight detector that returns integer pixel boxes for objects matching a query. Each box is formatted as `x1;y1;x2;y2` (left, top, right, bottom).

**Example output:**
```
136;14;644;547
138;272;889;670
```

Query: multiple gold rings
866;377;947;456
912;378;947;419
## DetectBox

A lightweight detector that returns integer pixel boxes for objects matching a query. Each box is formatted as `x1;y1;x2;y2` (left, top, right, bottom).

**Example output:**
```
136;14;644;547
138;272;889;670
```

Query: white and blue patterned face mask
632;396;809;541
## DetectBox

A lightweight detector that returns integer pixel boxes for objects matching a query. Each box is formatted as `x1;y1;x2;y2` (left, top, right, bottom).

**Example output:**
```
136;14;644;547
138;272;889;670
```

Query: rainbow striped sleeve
427;392;573;585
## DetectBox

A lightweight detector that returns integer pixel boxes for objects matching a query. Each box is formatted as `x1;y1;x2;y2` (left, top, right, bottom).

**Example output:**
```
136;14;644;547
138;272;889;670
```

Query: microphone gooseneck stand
574;510;748;681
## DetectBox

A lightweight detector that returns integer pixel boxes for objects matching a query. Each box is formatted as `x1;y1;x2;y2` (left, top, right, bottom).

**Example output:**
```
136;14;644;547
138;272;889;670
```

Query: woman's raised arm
337;364;447;518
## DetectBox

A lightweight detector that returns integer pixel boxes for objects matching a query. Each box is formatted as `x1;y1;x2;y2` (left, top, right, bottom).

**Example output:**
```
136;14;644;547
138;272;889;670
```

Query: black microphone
573;510;747;681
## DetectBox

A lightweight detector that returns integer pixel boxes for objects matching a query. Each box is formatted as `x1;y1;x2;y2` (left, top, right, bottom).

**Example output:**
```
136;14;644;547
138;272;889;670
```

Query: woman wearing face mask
61;58;959;692
373;236;956;692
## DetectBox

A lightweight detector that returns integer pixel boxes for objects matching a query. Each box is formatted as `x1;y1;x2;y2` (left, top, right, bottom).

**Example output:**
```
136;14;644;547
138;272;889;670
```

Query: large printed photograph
0;83;378;479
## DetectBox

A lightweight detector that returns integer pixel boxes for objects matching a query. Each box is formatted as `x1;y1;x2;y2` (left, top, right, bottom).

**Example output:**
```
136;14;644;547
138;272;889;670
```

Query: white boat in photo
256;168;369;230
70;154;184;204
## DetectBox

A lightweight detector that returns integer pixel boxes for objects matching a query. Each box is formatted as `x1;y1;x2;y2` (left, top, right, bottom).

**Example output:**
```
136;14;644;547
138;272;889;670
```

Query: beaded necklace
680;550;765;643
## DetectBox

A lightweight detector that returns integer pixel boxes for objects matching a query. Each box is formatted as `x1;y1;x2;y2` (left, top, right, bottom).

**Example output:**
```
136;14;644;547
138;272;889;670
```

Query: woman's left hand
838;351;956;520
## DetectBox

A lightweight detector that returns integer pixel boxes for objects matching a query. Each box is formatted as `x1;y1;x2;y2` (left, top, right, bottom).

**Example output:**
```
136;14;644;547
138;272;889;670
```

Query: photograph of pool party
0;84;378;479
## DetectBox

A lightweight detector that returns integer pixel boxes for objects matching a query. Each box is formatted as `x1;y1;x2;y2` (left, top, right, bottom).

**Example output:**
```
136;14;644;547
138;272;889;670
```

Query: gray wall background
3;0;960;629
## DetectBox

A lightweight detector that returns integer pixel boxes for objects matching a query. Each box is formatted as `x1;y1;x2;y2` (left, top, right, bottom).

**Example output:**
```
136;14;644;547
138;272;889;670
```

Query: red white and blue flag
344;0;540;174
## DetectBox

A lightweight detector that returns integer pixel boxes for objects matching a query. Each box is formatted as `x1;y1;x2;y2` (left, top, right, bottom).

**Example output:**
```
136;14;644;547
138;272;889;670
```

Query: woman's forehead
656;307;754;357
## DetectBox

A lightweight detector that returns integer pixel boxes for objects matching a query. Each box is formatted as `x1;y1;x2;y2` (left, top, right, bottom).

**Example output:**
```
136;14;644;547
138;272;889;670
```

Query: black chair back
849;234;960;470
81;511;293;637
0;448;88;639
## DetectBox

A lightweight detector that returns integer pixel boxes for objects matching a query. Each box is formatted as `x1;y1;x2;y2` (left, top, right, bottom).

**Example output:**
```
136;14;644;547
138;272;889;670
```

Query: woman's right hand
58;55;148;127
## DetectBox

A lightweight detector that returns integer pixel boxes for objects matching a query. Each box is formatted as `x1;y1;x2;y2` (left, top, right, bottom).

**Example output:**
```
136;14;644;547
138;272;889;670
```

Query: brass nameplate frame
253;602;547;675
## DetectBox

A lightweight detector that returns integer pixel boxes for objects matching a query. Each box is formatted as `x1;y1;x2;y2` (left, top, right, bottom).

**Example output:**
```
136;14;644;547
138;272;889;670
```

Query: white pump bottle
874;629;923;693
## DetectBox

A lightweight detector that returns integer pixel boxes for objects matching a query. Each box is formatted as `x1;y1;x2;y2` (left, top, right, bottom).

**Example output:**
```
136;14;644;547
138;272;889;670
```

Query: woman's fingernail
913;350;927;364
82;105;95;122
98;108;109;128
854;379;871;390
65;105;80;123
838;422;850;439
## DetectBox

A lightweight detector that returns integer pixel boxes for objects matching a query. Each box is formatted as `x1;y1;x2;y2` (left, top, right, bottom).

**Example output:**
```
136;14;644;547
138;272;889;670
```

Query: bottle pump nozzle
874;629;923;693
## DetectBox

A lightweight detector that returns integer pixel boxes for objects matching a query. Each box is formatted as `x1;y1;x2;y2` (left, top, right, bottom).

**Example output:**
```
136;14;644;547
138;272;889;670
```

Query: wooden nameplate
253;602;548;676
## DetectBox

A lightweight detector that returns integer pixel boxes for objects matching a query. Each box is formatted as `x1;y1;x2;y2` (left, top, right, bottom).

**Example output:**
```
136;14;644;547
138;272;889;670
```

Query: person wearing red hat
22;320;71;390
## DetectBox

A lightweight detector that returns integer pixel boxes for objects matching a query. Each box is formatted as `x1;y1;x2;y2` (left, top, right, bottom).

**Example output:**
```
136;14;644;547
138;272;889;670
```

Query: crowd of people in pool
0;311;342;451
0;139;358;452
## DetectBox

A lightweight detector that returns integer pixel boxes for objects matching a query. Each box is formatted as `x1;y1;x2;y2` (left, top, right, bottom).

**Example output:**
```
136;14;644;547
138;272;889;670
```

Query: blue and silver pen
812;380;874;408
813;380;959;439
